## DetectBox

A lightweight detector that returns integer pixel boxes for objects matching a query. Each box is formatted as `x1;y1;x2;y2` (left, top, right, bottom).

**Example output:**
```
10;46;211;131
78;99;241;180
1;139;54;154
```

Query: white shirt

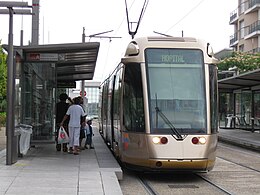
66;104;85;127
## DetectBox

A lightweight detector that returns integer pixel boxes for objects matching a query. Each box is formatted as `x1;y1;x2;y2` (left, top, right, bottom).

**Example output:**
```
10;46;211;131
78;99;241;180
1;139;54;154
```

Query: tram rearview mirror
207;43;214;58
125;41;139;56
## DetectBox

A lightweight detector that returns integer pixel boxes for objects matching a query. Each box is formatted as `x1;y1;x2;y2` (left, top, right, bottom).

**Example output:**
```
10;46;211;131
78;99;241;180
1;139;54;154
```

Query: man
56;93;70;152
60;96;86;155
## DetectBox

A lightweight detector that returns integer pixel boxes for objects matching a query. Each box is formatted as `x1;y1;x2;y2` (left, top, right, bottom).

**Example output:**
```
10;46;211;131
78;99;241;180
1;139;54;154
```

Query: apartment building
230;0;260;53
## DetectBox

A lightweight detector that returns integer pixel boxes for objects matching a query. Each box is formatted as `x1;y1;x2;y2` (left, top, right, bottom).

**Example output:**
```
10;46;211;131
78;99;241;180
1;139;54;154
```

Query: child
84;119;94;149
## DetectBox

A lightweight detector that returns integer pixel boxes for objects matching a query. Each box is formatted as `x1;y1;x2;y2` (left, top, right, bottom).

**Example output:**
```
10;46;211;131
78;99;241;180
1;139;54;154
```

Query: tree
0;41;7;112
218;51;260;73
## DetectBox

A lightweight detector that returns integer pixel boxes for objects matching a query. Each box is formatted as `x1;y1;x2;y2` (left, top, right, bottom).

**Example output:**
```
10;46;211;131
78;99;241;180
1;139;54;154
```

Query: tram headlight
192;136;207;145
152;137;168;144
152;137;161;144
199;137;207;144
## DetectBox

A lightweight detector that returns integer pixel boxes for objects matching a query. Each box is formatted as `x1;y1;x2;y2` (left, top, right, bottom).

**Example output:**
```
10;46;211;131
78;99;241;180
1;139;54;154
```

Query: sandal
68;148;73;154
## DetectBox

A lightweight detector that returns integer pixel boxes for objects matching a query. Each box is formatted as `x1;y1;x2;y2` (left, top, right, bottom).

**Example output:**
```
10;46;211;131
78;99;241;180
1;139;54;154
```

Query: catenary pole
0;1;32;165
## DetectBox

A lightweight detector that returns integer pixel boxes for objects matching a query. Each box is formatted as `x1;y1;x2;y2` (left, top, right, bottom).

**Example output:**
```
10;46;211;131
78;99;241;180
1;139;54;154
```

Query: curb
218;136;260;152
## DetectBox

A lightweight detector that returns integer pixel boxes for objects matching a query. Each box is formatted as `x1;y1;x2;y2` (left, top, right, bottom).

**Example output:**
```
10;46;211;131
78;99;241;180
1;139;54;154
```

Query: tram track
217;156;260;173
120;143;260;194
137;174;159;195
195;174;232;195
136;171;235;195
217;143;260;173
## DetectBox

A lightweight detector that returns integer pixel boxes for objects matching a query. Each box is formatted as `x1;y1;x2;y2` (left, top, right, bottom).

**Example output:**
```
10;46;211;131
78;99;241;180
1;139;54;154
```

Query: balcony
245;0;260;14
230;33;238;47
230;9;238;24
244;20;260;39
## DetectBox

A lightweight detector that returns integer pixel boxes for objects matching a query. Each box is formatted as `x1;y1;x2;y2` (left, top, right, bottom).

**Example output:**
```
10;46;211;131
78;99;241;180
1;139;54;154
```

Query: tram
99;36;218;172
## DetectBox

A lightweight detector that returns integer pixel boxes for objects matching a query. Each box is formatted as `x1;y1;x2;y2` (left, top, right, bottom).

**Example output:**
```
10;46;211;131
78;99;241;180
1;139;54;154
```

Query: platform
0;123;123;195
218;128;260;152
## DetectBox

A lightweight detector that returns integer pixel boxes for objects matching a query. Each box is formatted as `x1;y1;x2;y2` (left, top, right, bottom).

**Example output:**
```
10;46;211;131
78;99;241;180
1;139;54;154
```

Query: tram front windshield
146;48;206;134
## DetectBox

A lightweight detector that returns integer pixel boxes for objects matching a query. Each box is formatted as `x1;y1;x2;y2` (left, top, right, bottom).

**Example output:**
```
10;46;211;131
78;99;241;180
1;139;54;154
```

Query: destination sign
161;55;185;63
146;49;203;64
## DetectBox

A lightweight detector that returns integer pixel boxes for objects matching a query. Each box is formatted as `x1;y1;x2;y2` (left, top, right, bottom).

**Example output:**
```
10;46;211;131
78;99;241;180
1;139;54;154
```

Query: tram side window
102;83;109;127
209;64;218;133
123;63;145;132
113;69;122;130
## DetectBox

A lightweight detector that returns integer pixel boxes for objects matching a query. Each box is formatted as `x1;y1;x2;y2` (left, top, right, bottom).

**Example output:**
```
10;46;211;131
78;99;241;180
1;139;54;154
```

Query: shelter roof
4;42;100;82
218;69;260;92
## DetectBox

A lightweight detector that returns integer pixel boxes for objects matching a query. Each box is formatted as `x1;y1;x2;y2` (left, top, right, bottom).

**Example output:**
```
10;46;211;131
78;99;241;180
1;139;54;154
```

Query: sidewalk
218;128;260;152
0;124;123;195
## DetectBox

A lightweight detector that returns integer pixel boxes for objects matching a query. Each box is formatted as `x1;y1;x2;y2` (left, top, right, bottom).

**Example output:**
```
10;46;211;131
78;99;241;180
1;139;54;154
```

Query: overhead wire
165;0;205;33
100;0;149;80
125;0;149;38
115;0;135;35
97;0;135;81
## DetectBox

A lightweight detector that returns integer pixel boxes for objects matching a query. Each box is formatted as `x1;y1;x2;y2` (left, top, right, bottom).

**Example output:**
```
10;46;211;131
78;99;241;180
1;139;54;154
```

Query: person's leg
68;126;74;153
73;127;80;154
79;128;86;150
56;126;61;151
62;143;68;152
62;125;69;152
90;135;94;149
85;134;90;149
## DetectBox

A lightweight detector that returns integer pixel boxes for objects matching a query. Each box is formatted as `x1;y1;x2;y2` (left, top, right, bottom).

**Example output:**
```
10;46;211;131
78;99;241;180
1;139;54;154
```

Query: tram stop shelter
218;68;260;131
3;42;100;164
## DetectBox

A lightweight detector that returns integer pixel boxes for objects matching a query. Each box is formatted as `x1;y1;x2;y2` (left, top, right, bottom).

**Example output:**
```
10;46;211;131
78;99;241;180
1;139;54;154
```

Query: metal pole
81;27;85;110
81;80;85;98
6;7;15;165
82;27;85;43
20;29;23;46
31;0;39;45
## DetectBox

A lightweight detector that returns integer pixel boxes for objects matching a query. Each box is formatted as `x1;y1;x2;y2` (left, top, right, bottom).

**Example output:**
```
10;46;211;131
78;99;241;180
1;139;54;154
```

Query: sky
0;0;237;81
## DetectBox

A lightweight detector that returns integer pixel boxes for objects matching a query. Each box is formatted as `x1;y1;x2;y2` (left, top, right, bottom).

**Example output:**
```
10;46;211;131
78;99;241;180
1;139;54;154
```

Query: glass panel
209;65;218;133
235;92;251;128
123;63;145;132
146;48;206;134
242;92;252;126
22;62;56;140
86;87;99;118
219;93;234;128
113;68;122;131
253;92;260;130
101;83;108;133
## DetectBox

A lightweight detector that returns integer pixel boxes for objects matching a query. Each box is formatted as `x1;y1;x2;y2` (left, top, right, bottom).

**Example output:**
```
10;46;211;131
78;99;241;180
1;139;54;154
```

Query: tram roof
218;68;260;92
4;42;100;82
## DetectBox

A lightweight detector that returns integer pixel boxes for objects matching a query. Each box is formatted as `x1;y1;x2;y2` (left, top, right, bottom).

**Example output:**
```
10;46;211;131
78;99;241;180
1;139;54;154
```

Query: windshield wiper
155;94;183;140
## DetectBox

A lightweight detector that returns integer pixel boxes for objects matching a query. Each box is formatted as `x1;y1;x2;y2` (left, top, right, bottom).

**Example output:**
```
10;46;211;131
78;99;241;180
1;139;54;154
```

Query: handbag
80;128;86;139
58;126;69;144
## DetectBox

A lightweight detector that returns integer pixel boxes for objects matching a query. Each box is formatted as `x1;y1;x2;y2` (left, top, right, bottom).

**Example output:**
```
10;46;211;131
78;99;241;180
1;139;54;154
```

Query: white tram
99;36;218;172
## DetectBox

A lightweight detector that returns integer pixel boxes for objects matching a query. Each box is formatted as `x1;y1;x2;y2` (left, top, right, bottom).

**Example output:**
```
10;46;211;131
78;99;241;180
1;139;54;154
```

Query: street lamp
0;1;32;165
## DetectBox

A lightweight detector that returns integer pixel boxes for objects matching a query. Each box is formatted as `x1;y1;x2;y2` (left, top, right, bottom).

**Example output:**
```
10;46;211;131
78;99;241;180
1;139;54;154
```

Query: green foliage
218;52;260;73
0;112;6;127
0;41;7;99
0;98;7;112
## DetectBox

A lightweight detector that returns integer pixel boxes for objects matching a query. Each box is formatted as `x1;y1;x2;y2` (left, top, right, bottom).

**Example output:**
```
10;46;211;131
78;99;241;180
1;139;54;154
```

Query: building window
239;20;245;39
239;44;244;52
